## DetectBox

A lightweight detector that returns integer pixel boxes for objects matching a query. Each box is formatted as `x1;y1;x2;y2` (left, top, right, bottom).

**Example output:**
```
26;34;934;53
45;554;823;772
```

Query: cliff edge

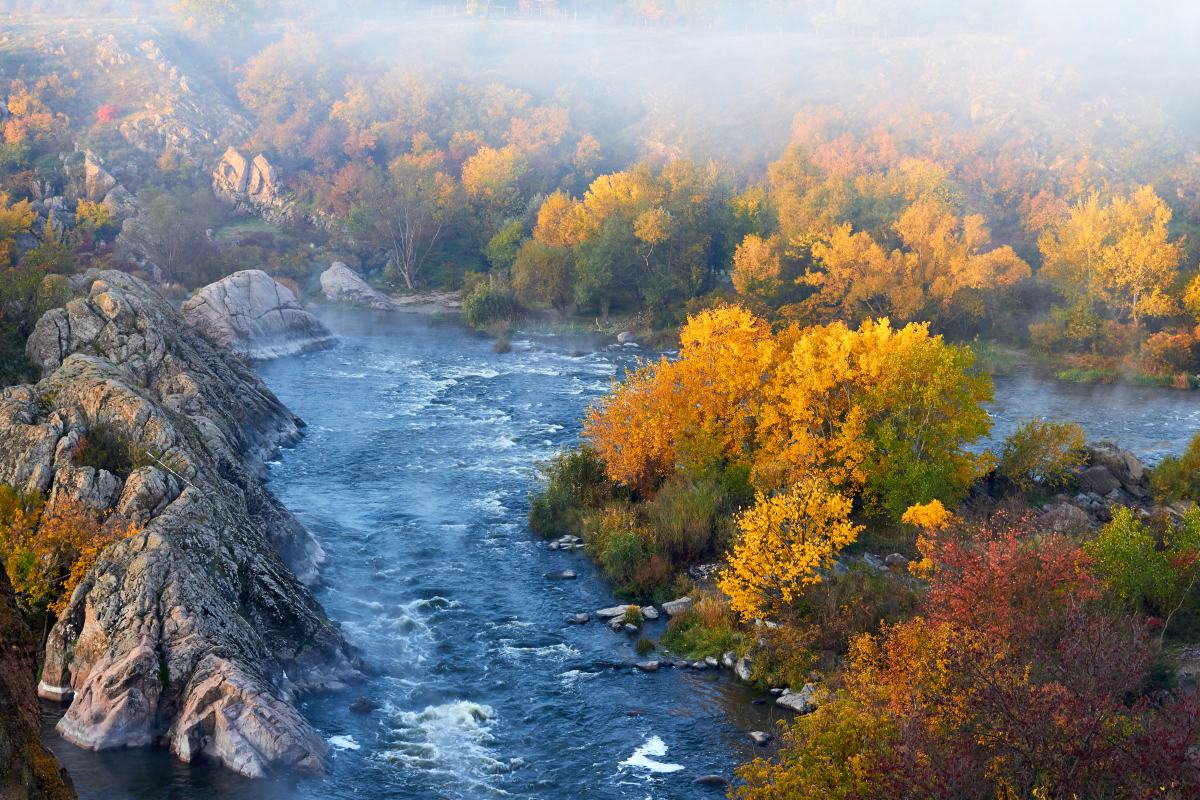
1;270;361;778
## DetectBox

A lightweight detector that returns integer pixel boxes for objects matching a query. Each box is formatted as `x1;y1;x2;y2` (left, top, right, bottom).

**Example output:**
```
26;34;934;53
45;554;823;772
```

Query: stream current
42;310;1200;799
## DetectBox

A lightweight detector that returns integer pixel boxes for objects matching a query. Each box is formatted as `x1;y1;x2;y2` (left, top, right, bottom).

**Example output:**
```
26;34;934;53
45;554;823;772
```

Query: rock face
84;151;116;202
0;567;78;800
319;263;395;310
181;270;336;360
212;147;284;212
6;270;362;778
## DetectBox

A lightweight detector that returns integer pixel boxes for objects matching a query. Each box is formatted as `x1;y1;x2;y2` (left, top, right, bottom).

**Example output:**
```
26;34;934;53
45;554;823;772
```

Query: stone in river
640;606;659;620
596;605;632;619
751;698;767;706
566;613;590;624
776;683;820;714
722;651;736;668
691;661;708;671
748;731;772;746
182;269;336;359
348;697;376;713
704;656;719;668
694;775;731;787
623;623;640;636
545;570;576;579
547;541;560;550
636;661;660;672
735;656;754;682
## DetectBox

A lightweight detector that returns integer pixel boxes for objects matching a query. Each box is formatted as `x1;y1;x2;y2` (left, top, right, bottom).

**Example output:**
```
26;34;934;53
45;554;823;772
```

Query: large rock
319;263;395;310
776;683;820;714
84;151;116;202
212;148;284;211
0;566;78;799
182;270;336;360
1085;442;1150;499
661;596;693;616
1043;502;1090;532
1077;465;1121;496
7;270;361;779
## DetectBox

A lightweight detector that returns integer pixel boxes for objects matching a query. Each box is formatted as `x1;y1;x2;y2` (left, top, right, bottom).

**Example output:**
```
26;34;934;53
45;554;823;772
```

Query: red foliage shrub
96;104;121;123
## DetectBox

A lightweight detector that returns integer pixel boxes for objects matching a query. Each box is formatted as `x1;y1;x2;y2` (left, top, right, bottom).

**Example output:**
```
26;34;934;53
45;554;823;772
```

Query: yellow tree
719;479;860;622
732;234;784;302
462;145;528;215
583;305;774;492
1040;187;1182;345
1101;186;1182;343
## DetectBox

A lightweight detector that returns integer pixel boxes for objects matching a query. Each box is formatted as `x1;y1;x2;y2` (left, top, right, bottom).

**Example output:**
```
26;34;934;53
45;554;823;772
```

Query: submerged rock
7;270;363;779
182;270;336;360
544;570;577;580
694;775;730;787
748;731;772;746
319;263;395;310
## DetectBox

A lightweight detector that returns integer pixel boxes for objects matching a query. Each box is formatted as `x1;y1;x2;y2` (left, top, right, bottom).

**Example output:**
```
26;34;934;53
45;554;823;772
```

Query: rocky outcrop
0;566;77;800
319;263;395;310
182;270;336;360
1084;442;1150;499
4;270;362;779
212;148;287;215
84;151;116;203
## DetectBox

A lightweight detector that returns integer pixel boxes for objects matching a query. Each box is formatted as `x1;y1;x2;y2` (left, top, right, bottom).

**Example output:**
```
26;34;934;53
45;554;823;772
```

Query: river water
42;310;1200;799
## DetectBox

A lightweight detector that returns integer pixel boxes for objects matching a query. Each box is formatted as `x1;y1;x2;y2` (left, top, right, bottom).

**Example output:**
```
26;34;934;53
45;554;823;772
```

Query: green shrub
462;275;519;329
660;598;745;660
528;445;615;538
600;526;655;585
997;417;1086;493
492;338;512;354
1152;433;1200;503
646;476;722;564
635;636;656;656
72;422;150;479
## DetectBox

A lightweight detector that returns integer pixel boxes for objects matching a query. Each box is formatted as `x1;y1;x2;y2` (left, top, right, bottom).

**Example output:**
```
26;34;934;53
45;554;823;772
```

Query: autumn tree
719;478;860;622
731;233;784;303
1039;187;1182;347
349;147;461;290
512;239;574;317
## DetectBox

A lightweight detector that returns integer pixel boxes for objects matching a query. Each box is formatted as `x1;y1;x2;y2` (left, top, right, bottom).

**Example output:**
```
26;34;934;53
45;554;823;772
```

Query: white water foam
379;701;518;783
329;735;360;751
619;736;684;773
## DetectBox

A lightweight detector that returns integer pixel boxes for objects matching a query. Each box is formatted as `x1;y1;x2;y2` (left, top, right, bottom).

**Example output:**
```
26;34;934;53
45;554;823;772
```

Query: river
41;310;1200;799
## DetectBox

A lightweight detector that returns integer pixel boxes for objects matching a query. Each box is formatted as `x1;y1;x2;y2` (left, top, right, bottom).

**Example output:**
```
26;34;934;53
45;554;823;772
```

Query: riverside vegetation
531;304;1200;796
3;0;1200;797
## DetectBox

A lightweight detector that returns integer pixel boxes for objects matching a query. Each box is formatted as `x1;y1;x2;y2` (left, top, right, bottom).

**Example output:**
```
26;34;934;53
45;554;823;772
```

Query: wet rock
182;270;336;360
547;541;559;550
566;613;590;625
777;683;820;714
661;597;692;616
691;661;708;671
544;570;576;580
319;263;396;311
705;656;719;668
348;697;375;713
640;606;659;620
624;710;642;717
735;656;754;682
623;623;640;636
748;731;772;746
751;698;767;706
636;661;660;672
694;775;730;787
596;605;633;620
